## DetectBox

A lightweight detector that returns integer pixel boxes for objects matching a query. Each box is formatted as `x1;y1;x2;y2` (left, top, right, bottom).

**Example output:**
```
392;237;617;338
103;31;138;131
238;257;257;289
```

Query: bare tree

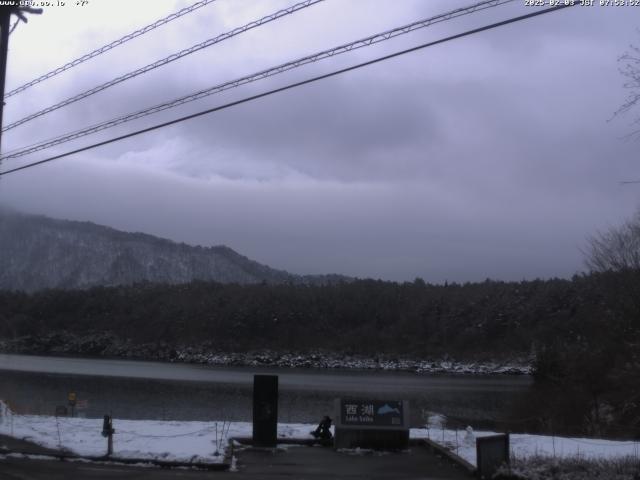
615;37;640;137
585;210;640;272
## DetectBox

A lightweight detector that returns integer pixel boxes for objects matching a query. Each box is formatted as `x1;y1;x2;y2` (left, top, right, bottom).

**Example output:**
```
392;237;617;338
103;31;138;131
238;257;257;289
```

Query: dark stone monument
476;433;510;479
334;399;409;450
252;374;278;447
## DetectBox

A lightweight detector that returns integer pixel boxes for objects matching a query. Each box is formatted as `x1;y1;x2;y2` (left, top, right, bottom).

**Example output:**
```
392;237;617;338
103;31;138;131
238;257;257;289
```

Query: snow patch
412;423;640;467
3;401;638;468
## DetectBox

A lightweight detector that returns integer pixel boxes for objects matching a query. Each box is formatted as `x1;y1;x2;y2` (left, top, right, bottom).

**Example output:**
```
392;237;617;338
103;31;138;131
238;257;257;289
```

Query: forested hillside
1;271;639;436
0;272;635;360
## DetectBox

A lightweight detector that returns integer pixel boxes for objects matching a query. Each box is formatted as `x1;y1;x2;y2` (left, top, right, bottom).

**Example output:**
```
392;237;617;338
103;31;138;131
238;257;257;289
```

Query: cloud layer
1;0;638;282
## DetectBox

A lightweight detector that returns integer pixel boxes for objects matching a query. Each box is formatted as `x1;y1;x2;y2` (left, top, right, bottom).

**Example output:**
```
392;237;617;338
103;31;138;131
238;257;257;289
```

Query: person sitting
311;415;333;440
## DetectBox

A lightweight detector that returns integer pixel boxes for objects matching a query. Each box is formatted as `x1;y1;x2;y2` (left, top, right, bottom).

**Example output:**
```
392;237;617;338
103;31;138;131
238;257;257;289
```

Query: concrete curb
0;447;230;470
231;436;326;447
1;434;473;474
224;436;330;470
419;438;477;476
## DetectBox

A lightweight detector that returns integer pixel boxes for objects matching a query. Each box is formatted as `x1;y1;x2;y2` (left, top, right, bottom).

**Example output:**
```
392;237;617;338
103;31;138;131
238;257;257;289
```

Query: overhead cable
5;0;219;98
1;0;514;161
3;0;325;132
0;3;577;177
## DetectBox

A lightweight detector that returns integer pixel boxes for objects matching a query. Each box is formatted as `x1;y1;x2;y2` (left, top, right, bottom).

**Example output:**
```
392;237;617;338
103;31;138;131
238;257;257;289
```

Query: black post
68;392;76;418
102;414;115;456
252;375;278;447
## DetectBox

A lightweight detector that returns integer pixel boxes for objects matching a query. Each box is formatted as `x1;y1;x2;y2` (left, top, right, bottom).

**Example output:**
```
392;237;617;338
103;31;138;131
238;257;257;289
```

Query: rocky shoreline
0;332;532;376
174;350;532;375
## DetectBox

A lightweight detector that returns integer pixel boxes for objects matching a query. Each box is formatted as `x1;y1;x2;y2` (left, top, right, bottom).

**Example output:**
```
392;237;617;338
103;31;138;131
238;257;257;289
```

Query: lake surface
0;354;532;429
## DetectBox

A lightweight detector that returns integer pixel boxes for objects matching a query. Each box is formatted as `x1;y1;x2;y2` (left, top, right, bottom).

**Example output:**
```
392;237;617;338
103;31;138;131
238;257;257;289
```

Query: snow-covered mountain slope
0;209;341;292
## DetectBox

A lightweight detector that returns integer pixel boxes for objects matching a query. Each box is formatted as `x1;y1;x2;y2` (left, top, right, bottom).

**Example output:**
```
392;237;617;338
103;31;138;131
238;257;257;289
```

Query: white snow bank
411;426;640;467
2;401;638;467
0;402;315;463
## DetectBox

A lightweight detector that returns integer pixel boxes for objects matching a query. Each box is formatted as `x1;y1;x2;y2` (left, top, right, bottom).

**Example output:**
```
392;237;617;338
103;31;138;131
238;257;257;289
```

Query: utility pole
0;2;42;156
0;4;13;155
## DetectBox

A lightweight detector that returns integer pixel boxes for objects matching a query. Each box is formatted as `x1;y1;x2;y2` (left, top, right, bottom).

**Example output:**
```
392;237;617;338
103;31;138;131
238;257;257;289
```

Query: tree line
1;210;639;436
0;270;637;370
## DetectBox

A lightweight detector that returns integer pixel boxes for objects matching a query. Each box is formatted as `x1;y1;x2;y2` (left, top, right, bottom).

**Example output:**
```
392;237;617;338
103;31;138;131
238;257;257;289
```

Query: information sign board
340;399;404;427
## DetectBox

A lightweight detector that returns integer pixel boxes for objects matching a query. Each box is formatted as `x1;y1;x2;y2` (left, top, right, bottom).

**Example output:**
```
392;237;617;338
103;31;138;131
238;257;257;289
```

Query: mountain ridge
0;208;348;292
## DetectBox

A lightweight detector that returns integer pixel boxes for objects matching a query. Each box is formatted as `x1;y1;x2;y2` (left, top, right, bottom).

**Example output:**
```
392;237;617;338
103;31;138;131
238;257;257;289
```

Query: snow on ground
2;401;639;466
0;402;315;463
410;425;640;467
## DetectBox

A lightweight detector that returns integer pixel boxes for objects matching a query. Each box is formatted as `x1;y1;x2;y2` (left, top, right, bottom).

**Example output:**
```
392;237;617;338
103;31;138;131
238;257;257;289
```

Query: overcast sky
0;0;638;282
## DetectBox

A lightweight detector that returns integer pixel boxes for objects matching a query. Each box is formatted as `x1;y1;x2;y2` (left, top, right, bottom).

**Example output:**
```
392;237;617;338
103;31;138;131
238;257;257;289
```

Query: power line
4;0;218;99
1;0;515;161
0;3;577;178
2;0;325;132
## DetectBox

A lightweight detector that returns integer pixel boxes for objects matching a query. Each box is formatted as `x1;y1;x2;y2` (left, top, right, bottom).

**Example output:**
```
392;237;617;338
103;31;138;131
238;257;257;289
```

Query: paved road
234;444;471;479
0;457;221;479
0;444;471;479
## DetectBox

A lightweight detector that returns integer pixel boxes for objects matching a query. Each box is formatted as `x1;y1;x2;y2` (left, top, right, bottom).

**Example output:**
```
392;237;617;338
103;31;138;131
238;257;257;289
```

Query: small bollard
101;414;115;456
476;433;509;479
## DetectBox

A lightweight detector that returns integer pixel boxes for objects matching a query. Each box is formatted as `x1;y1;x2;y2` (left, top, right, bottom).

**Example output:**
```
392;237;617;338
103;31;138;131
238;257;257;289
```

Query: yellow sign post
68;392;77;417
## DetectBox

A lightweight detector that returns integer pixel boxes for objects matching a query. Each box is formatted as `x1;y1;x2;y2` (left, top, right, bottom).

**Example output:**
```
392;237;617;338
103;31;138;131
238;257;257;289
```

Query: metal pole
102;414;115;456
107;430;113;456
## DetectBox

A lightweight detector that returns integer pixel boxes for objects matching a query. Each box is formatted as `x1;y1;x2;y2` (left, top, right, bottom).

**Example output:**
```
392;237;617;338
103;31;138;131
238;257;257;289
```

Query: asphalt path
0;457;222;479
0;440;471;479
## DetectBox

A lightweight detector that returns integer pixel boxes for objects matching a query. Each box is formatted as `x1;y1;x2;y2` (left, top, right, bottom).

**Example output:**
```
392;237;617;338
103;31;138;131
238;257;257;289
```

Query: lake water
0;354;532;429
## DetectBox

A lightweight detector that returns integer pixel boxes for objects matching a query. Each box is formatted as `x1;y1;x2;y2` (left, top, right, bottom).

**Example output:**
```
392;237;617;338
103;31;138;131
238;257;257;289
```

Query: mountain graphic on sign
377;404;401;415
